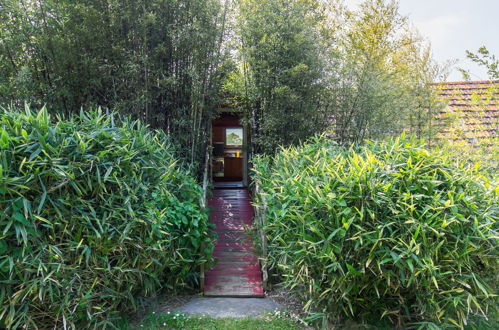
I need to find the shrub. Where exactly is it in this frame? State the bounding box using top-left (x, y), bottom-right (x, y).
top-left (253, 135), bottom-right (498, 328)
top-left (440, 142), bottom-right (499, 180)
top-left (0, 107), bottom-right (213, 329)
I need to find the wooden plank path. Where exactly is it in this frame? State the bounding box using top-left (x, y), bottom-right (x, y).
top-left (204, 188), bottom-right (264, 297)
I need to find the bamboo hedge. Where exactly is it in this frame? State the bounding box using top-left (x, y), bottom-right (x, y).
top-left (252, 135), bottom-right (498, 328)
top-left (0, 107), bottom-right (214, 329)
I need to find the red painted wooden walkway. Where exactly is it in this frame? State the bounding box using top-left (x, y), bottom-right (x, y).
top-left (204, 188), bottom-right (264, 297)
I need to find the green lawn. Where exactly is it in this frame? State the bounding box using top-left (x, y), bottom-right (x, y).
top-left (124, 311), bottom-right (305, 330)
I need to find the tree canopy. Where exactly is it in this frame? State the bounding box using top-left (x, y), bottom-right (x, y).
top-left (0, 0), bottom-right (230, 167)
top-left (1, 0), bottom-right (446, 161)
top-left (459, 46), bottom-right (499, 80)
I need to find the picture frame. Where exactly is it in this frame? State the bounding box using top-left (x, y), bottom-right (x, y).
top-left (225, 128), bottom-right (243, 146)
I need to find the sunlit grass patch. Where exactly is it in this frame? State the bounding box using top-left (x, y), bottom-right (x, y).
top-left (130, 311), bottom-right (305, 330)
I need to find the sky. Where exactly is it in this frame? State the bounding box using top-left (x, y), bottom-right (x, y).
top-left (344, 0), bottom-right (499, 81)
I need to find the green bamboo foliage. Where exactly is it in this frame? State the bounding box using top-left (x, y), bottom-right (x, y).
top-left (0, 107), bottom-right (214, 329)
top-left (0, 0), bottom-right (229, 174)
top-left (253, 135), bottom-right (498, 328)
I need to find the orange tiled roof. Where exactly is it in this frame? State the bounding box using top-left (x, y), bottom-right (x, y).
top-left (434, 80), bottom-right (498, 144)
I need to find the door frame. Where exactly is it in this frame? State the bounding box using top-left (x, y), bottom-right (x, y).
top-left (210, 112), bottom-right (248, 187)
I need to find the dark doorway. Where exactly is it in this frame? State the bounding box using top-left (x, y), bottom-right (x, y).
top-left (211, 113), bottom-right (247, 186)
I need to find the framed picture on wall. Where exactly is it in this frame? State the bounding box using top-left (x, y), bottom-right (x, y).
top-left (226, 128), bottom-right (243, 146)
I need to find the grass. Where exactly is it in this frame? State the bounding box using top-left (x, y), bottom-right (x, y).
top-left (123, 311), bottom-right (305, 330)
top-left (121, 310), bottom-right (499, 329)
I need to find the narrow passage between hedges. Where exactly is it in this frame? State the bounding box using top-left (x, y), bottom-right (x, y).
top-left (204, 188), bottom-right (264, 297)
